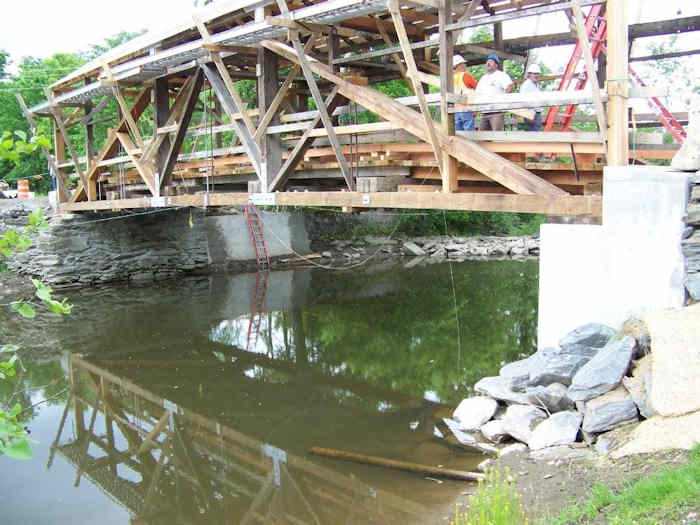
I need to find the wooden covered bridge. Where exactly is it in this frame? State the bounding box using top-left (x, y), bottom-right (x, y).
top-left (24, 0), bottom-right (696, 218)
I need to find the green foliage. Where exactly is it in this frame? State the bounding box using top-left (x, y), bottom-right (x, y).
top-left (0, 400), bottom-right (32, 460)
top-left (452, 466), bottom-right (529, 525)
top-left (0, 31), bottom-right (144, 192)
top-left (0, 130), bottom-right (51, 165)
top-left (551, 446), bottom-right (700, 524)
top-left (79, 30), bottom-right (147, 61)
top-left (0, 50), bottom-right (8, 79)
top-left (0, 209), bottom-right (47, 258)
top-left (1, 210), bottom-right (71, 460)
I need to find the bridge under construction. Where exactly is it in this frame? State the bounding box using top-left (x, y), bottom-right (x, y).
top-left (23, 0), bottom-right (697, 218)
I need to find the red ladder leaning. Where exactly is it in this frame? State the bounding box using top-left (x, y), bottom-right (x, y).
top-left (244, 204), bottom-right (271, 271)
top-left (629, 67), bottom-right (686, 144)
top-left (544, 4), bottom-right (607, 132)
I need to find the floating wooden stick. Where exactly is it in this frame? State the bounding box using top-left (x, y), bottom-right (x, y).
top-left (309, 447), bottom-right (485, 482)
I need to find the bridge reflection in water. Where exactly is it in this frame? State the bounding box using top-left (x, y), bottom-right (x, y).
top-left (50, 354), bottom-right (435, 525)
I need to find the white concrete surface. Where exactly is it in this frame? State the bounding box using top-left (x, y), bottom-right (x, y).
top-left (204, 212), bottom-right (310, 263)
top-left (538, 166), bottom-right (691, 349)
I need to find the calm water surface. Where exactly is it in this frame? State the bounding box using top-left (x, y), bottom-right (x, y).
top-left (0, 259), bottom-right (538, 524)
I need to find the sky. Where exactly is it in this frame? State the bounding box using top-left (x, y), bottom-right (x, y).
top-left (1, 0), bottom-right (698, 67)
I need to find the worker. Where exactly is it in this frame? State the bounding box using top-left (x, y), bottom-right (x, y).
top-left (520, 63), bottom-right (543, 131)
top-left (453, 55), bottom-right (478, 131)
top-left (475, 53), bottom-right (513, 131)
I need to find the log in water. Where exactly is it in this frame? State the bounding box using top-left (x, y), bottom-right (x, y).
top-left (309, 446), bottom-right (486, 482)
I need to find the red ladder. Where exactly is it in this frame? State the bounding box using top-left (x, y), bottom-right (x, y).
top-left (629, 67), bottom-right (686, 144)
top-left (246, 269), bottom-right (269, 351)
top-left (544, 4), bottom-right (607, 132)
top-left (244, 204), bottom-right (271, 270)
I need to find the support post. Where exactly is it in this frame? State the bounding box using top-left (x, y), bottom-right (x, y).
top-left (154, 78), bottom-right (172, 181)
top-left (606, 0), bottom-right (629, 166)
top-left (440, 0), bottom-right (458, 193)
top-left (572, 0), bottom-right (607, 144)
top-left (258, 36), bottom-right (282, 191)
top-left (16, 95), bottom-right (70, 203)
top-left (388, 0), bottom-right (444, 180)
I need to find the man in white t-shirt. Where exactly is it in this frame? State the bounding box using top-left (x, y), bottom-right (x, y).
top-left (520, 63), bottom-right (543, 131)
top-left (476, 53), bottom-right (513, 131)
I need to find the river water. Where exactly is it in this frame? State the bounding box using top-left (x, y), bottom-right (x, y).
top-left (0, 259), bottom-right (538, 524)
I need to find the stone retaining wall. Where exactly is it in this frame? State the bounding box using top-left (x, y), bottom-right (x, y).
top-left (1, 206), bottom-right (310, 286)
top-left (684, 173), bottom-right (700, 301)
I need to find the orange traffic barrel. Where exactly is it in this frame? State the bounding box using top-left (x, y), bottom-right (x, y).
top-left (17, 179), bottom-right (30, 200)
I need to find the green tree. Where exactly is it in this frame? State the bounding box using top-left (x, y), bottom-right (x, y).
top-left (0, 50), bottom-right (9, 79)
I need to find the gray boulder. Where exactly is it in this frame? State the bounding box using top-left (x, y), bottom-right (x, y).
top-left (528, 348), bottom-right (590, 387)
top-left (499, 355), bottom-right (536, 392)
top-left (499, 443), bottom-right (528, 457)
top-left (402, 241), bottom-right (426, 256)
top-left (568, 336), bottom-right (636, 402)
top-left (530, 445), bottom-right (593, 462)
top-left (442, 418), bottom-right (498, 455)
top-left (474, 376), bottom-right (529, 405)
top-left (526, 383), bottom-right (574, 413)
top-left (453, 397), bottom-right (499, 431)
top-left (582, 387), bottom-right (639, 433)
top-left (528, 411), bottom-right (583, 450)
top-left (622, 355), bottom-right (655, 419)
top-left (502, 404), bottom-right (547, 444)
top-left (560, 323), bottom-right (616, 350)
top-left (480, 419), bottom-right (509, 444)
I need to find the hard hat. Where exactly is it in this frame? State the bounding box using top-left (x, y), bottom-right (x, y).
top-left (453, 55), bottom-right (466, 67)
top-left (486, 53), bottom-right (500, 64)
top-left (527, 64), bottom-right (541, 74)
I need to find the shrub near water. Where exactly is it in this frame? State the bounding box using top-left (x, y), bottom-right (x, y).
top-left (453, 466), bottom-right (529, 525)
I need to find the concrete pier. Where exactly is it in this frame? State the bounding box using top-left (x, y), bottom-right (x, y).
top-left (538, 166), bottom-right (691, 349)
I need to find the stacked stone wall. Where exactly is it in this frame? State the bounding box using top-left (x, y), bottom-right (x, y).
top-left (684, 173), bottom-right (700, 301)
top-left (3, 207), bottom-right (209, 286)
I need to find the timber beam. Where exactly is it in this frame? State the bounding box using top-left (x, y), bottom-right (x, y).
top-left (259, 38), bottom-right (566, 196)
top-left (58, 192), bottom-right (602, 217)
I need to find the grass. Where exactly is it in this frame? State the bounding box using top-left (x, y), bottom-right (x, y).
top-left (550, 445), bottom-right (700, 525)
top-left (452, 465), bottom-right (529, 525)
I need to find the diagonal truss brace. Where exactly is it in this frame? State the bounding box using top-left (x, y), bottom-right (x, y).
top-left (269, 86), bottom-right (342, 191)
top-left (16, 94), bottom-right (71, 203)
top-left (260, 39), bottom-right (567, 196)
top-left (274, 0), bottom-right (354, 191)
top-left (201, 63), bottom-right (263, 181)
top-left (69, 89), bottom-right (152, 203)
top-left (387, 0), bottom-right (444, 179)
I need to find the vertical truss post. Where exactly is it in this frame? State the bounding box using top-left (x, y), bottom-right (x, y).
top-left (439, 0), bottom-right (458, 193)
top-left (388, 0), bottom-right (444, 181)
top-left (16, 94), bottom-right (70, 203)
top-left (154, 78), bottom-right (172, 182)
top-left (572, 0), bottom-right (607, 145)
top-left (275, 0), bottom-right (354, 190)
top-left (606, 0), bottom-right (629, 166)
top-left (47, 90), bottom-right (90, 195)
top-left (258, 11), bottom-right (282, 192)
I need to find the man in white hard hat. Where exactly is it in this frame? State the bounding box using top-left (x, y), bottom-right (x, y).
top-left (520, 63), bottom-right (543, 131)
top-left (452, 55), bottom-right (478, 131)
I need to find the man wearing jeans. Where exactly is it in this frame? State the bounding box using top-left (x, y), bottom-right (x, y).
top-left (476, 53), bottom-right (513, 131)
top-left (453, 55), bottom-right (478, 131)
top-left (520, 64), bottom-right (543, 131)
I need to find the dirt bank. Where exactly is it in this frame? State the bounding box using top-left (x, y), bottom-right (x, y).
top-left (439, 447), bottom-right (691, 523)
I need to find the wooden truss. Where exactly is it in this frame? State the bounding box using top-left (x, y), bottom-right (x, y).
top-left (27, 0), bottom-right (690, 216)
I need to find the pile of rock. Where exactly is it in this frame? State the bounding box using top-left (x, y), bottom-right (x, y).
top-left (440, 322), bottom-right (654, 460)
top-left (684, 172), bottom-right (699, 301)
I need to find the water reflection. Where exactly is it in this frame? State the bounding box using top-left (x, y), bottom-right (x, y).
top-left (53, 355), bottom-right (435, 524)
top-left (1, 260), bottom-right (539, 523)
